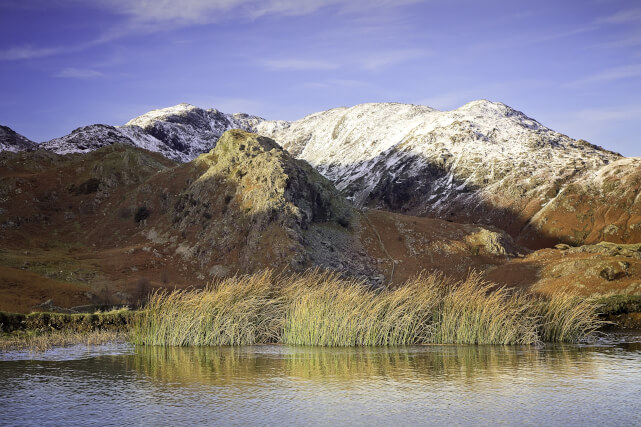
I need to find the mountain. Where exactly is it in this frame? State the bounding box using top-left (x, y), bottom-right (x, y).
top-left (0, 125), bottom-right (37, 152)
top-left (0, 131), bottom-right (376, 310)
top-left (6, 100), bottom-right (636, 248)
top-left (39, 103), bottom-right (283, 162)
top-left (255, 101), bottom-right (622, 247)
top-left (1, 130), bottom-right (639, 312)
top-left (519, 156), bottom-right (641, 247)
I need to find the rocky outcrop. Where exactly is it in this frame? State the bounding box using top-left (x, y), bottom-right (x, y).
top-left (94, 130), bottom-right (375, 282)
top-left (4, 101), bottom-right (636, 249)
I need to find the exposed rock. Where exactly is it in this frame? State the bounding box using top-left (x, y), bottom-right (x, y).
top-left (0, 125), bottom-right (37, 152)
top-left (255, 101), bottom-right (620, 247)
top-left (11, 100), bottom-right (637, 251)
top-left (465, 228), bottom-right (523, 257)
top-left (520, 157), bottom-right (641, 248)
top-left (567, 242), bottom-right (641, 259)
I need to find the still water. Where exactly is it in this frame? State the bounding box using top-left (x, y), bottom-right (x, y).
top-left (1, 338), bottom-right (641, 426)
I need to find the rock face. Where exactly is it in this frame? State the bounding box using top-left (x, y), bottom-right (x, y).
top-left (1, 130), bottom-right (639, 312)
top-left (143, 129), bottom-right (362, 275)
top-left (123, 103), bottom-right (274, 161)
top-left (40, 124), bottom-right (137, 154)
top-left (0, 125), bottom-right (37, 152)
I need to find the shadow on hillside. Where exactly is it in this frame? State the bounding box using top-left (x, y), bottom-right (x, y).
top-left (319, 147), bottom-right (572, 250)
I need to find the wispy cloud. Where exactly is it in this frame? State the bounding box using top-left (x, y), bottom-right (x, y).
top-left (598, 8), bottom-right (641, 24)
top-left (571, 106), bottom-right (641, 122)
top-left (566, 64), bottom-right (641, 87)
top-left (0, 45), bottom-right (63, 60)
top-left (1, 0), bottom-right (421, 62)
top-left (359, 48), bottom-right (429, 70)
top-left (54, 68), bottom-right (105, 79)
top-left (296, 79), bottom-right (371, 90)
top-left (95, 0), bottom-right (421, 23)
top-left (592, 33), bottom-right (641, 49)
top-left (259, 58), bottom-right (340, 71)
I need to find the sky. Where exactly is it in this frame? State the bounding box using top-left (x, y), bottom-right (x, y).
top-left (1, 0), bottom-right (640, 156)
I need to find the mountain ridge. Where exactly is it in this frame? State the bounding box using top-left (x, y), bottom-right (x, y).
top-left (3, 100), bottom-right (637, 247)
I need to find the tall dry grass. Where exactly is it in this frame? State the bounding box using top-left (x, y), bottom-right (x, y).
top-left (130, 269), bottom-right (601, 347)
top-left (281, 271), bottom-right (438, 346)
top-left (537, 294), bottom-right (603, 343)
top-left (132, 271), bottom-right (283, 346)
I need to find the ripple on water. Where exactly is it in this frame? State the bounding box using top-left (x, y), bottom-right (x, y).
top-left (0, 337), bottom-right (640, 426)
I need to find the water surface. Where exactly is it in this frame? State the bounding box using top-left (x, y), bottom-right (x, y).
top-left (1, 338), bottom-right (640, 426)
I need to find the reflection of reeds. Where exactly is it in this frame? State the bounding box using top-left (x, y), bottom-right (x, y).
top-left (130, 345), bottom-right (595, 386)
top-left (0, 330), bottom-right (126, 351)
top-left (131, 270), bottom-right (602, 346)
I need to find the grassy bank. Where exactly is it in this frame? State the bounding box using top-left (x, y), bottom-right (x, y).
top-left (131, 270), bottom-right (603, 346)
top-left (0, 309), bottom-right (133, 351)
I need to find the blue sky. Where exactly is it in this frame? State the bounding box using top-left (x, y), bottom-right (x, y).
top-left (1, 0), bottom-right (640, 156)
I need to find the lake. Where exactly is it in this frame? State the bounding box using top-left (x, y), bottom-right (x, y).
top-left (2, 335), bottom-right (641, 426)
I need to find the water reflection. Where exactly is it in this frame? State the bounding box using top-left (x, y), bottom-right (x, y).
top-left (129, 344), bottom-right (598, 385)
top-left (1, 343), bottom-right (640, 426)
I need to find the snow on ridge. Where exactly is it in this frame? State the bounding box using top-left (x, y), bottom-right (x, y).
top-left (253, 101), bottom-right (622, 218)
top-left (17, 100), bottom-right (625, 224)
top-left (0, 125), bottom-right (37, 152)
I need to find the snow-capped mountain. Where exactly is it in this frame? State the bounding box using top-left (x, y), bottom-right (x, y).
top-left (0, 125), bottom-right (37, 152)
top-left (255, 101), bottom-right (621, 236)
top-left (122, 103), bottom-right (271, 161)
top-left (39, 103), bottom-right (278, 162)
top-left (8, 100), bottom-right (630, 246)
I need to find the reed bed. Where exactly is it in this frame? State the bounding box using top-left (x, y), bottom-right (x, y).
top-left (133, 271), bottom-right (283, 346)
top-left (130, 270), bottom-right (602, 347)
top-left (537, 294), bottom-right (603, 343)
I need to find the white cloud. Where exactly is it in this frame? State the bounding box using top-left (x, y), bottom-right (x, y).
top-left (95, 0), bottom-right (422, 23)
top-left (296, 78), bottom-right (371, 90)
top-left (570, 106), bottom-right (641, 122)
top-left (55, 68), bottom-right (105, 78)
top-left (593, 33), bottom-right (641, 49)
top-left (259, 58), bottom-right (340, 70)
top-left (1, 0), bottom-right (423, 61)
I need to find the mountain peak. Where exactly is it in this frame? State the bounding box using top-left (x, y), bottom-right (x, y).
top-left (0, 125), bottom-right (37, 152)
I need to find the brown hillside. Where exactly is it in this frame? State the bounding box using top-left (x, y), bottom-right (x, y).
top-left (1, 132), bottom-right (639, 313)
